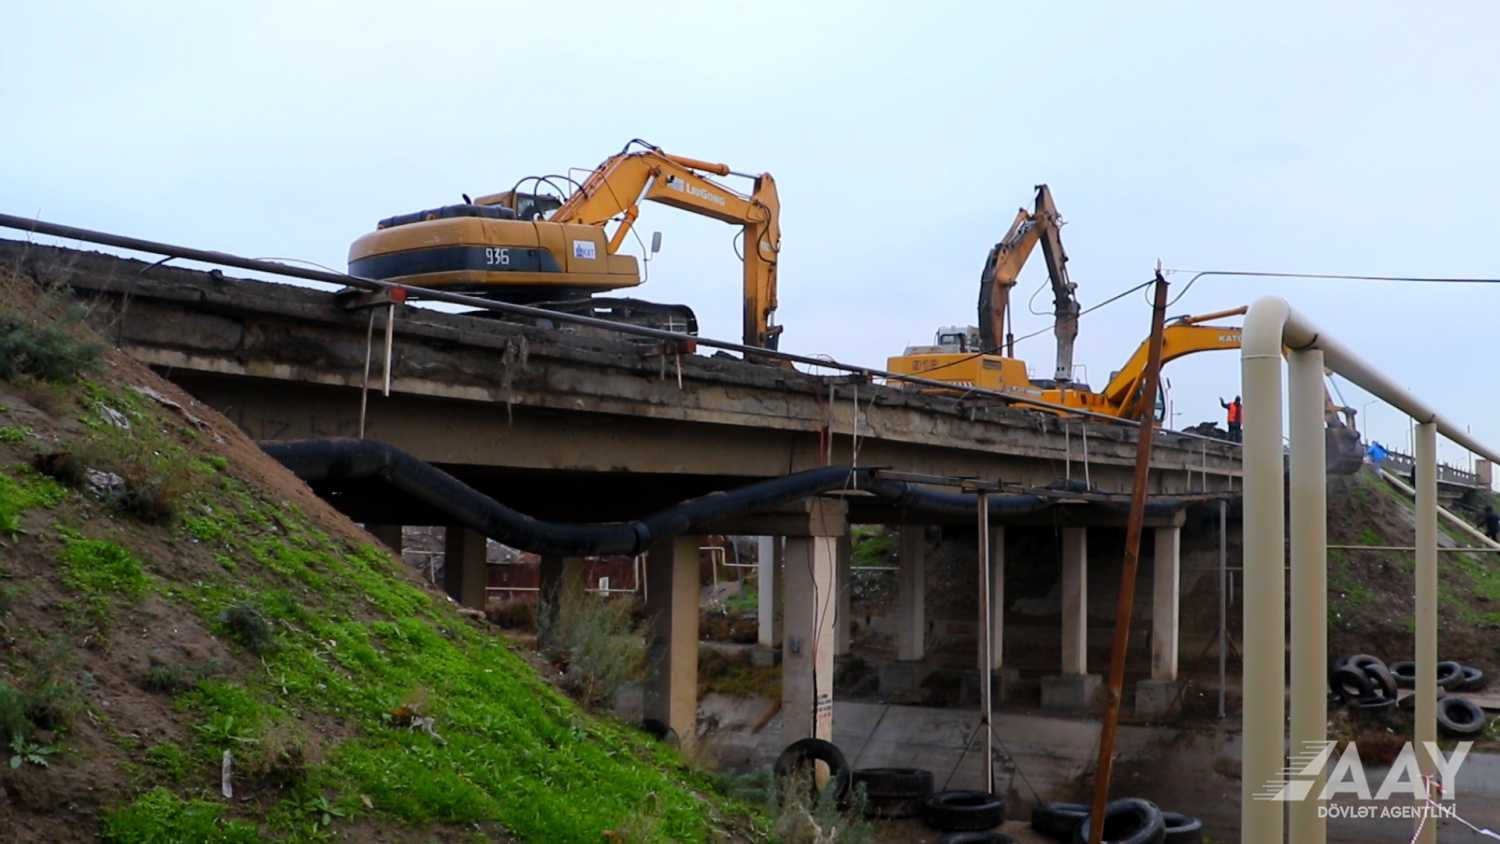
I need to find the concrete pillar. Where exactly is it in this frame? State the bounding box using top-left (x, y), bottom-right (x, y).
top-left (1042, 526), bottom-right (1100, 711)
top-left (538, 554), bottom-right (583, 641)
top-left (1150, 526), bottom-right (1181, 681)
top-left (644, 535), bottom-right (700, 745)
top-left (782, 499), bottom-right (846, 743)
top-left (835, 532), bottom-right (852, 656)
top-left (442, 527), bottom-right (487, 610)
top-left (1478, 458), bottom-right (1493, 490)
top-left (1060, 526), bottom-right (1088, 675)
top-left (367, 524), bottom-right (403, 555)
top-left (985, 526), bottom-right (1005, 672)
top-left (757, 536), bottom-right (777, 648)
top-left (896, 525), bottom-right (926, 661)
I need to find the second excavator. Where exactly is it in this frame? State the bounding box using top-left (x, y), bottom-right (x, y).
top-left (347, 139), bottom-right (783, 350)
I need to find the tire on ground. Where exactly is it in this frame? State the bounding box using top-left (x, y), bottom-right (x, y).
top-left (1458, 665), bottom-right (1485, 691)
top-left (1436, 696), bottom-right (1488, 736)
top-left (1389, 660), bottom-right (1416, 688)
top-left (924, 790), bottom-right (1007, 833)
top-left (1331, 665), bottom-right (1373, 701)
top-left (1031, 801), bottom-right (1090, 841)
top-left (1161, 811), bottom-right (1205, 844)
top-left (1437, 660), bottom-right (1464, 689)
top-left (1072, 798), bottom-right (1166, 844)
top-left (940, 832), bottom-right (1017, 844)
top-left (1361, 662), bottom-right (1398, 701)
top-left (773, 738), bottom-right (853, 805)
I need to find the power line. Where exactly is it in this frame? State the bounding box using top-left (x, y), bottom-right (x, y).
top-left (1160, 269), bottom-right (1500, 308)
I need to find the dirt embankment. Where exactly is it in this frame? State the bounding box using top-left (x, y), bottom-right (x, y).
top-left (0, 270), bottom-right (761, 843)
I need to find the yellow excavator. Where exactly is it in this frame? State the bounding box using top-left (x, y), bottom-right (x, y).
top-left (348, 139), bottom-right (783, 349)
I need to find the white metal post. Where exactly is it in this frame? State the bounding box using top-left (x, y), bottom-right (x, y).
top-left (1241, 299), bottom-right (1288, 843)
top-left (1415, 421), bottom-right (1438, 844)
top-left (1289, 349), bottom-right (1328, 844)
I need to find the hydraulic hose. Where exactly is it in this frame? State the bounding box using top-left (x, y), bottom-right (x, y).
top-left (260, 438), bottom-right (1068, 556)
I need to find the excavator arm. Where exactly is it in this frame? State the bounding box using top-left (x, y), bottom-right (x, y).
top-left (976, 184), bottom-right (1080, 381)
top-left (552, 142), bottom-right (783, 350)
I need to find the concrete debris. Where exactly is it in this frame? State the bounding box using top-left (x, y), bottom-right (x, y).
top-left (97, 403), bottom-right (130, 430)
top-left (221, 749), bottom-right (234, 799)
top-left (131, 384), bottom-right (211, 431)
top-left (84, 468), bottom-right (125, 498)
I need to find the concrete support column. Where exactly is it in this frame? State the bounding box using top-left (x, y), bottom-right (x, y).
top-left (1289, 348), bottom-right (1330, 843)
top-left (1060, 527), bottom-right (1088, 675)
top-left (442, 527), bottom-right (488, 610)
top-left (367, 524), bottom-right (403, 555)
top-left (835, 532), bottom-right (852, 656)
top-left (896, 525), bottom-right (926, 661)
top-left (538, 554), bottom-right (584, 640)
top-left (1479, 458), bottom-right (1493, 490)
top-left (1042, 526), bottom-right (1099, 711)
top-left (1150, 526), bottom-right (1181, 681)
top-left (984, 526), bottom-right (1005, 672)
top-left (644, 535), bottom-right (701, 745)
top-left (757, 536), bottom-right (778, 648)
top-left (782, 499), bottom-right (847, 744)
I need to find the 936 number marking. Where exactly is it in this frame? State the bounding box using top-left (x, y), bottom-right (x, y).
top-left (484, 247), bottom-right (510, 266)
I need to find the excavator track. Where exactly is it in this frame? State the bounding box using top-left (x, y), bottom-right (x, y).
top-left (459, 296), bottom-right (698, 341)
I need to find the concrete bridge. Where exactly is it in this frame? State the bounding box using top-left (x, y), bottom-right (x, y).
top-left (6, 238), bottom-right (1243, 747)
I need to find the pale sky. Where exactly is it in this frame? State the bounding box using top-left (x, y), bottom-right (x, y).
top-left (5, 1), bottom-right (1498, 467)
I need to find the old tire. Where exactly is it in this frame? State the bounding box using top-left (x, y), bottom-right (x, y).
top-left (924, 790), bottom-right (1007, 833)
top-left (774, 738), bottom-right (852, 805)
top-left (1161, 811), bottom-right (1204, 843)
top-left (1331, 665), bottom-right (1373, 701)
top-left (1437, 660), bottom-right (1464, 689)
top-left (1436, 696), bottom-right (1488, 736)
top-left (639, 718), bottom-right (679, 746)
top-left (1073, 798), bottom-right (1166, 844)
top-left (1390, 660), bottom-right (1416, 688)
top-left (941, 833), bottom-right (1017, 844)
top-left (1458, 665), bottom-right (1486, 691)
top-left (854, 767), bottom-right (933, 819)
top-left (1032, 802), bottom-right (1090, 840)
top-left (1398, 688), bottom-right (1445, 711)
top-left (1362, 662), bottom-right (1398, 701)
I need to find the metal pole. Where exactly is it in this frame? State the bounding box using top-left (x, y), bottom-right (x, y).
top-left (1087, 272), bottom-right (1169, 844)
top-left (1289, 349), bottom-right (1328, 844)
top-left (976, 490), bottom-right (994, 796)
top-left (359, 311), bottom-right (374, 438)
top-left (1415, 421), bottom-right (1438, 844)
top-left (1217, 498), bottom-right (1227, 720)
top-left (382, 303), bottom-right (395, 396)
top-left (1240, 297), bottom-right (1289, 843)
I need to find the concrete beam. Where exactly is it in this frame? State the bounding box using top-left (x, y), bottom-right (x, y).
top-left (367, 524), bottom-right (403, 555)
top-left (835, 532), bottom-right (852, 657)
top-left (644, 535), bottom-right (701, 745)
top-left (896, 526), bottom-right (926, 662)
top-left (442, 527), bottom-right (487, 610)
top-left (1151, 526), bottom-right (1181, 681)
top-left (781, 499), bottom-right (846, 744)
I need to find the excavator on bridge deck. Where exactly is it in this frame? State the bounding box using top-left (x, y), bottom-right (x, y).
top-left (347, 139), bottom-right (783, 350)
top-left (886, 186), bottom-right (1367, 472)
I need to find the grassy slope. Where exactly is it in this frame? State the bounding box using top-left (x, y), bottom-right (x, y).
top-left (0, 282), bottom-right (759, 842)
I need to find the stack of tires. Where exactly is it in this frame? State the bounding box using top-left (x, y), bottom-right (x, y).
top-left (1389, 659), bottom-right (1490, 736)
top-left (1030, 798), bottom-right (1202, 843)
top-left (1389, 659), bottom-right (1485, 692)
top-left (920, 790), bottom-right (1007, 842)
top-left (1328, 654), bottom-right (1398, 713)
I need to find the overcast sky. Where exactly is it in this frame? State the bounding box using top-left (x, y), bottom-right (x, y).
top-left (5, 1), bottom-right (1498, 467)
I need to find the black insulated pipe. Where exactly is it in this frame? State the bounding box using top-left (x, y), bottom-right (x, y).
top-left (259, 438), bottom-right (1061, 556)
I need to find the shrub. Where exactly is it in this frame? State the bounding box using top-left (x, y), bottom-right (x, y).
top-left (141, 658), bottom-right (217, 695)
top-left (218, 603), bottom-right (276, 655)
top-left (0, 313), bottom-right (101, 385)
top-left (538, 578), bottom-right (645, 709)
top-left (0, 682), bottom-right (30, 746)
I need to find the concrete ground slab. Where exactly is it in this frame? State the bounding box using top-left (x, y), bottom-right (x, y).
top-left (1134, 678), bottom-right (1179, 718)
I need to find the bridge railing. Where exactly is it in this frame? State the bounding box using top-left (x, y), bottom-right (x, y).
top-left (1240, 297), bottom-right (1500, 844)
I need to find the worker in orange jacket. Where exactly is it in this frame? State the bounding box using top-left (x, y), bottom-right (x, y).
top-left (1219, 395), bottom-right (1243, 443)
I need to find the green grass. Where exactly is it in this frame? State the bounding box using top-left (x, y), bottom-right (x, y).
top-left (100, 473), bottom-right (755, 842)
top-left (0, 467), bottom-right (67, 536)
top-left (102, 787), bottom-right (260, 844)
top-left (142, 742), bottom-right (191, 782)
top-left (0, 425), bottom-right (29, 443)
top-left (58, 531), bottom-right (150, 612)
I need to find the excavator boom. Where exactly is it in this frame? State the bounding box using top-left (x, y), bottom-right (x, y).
top-left (976, 184), bottom-right (1080, 381)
